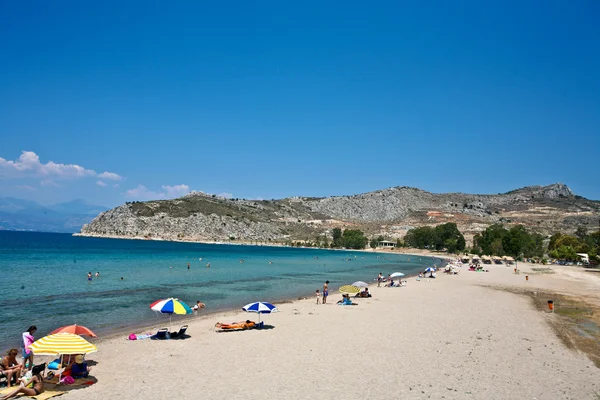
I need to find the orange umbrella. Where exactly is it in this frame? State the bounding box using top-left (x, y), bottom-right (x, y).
top-left (50, 324), bottom-right (97, 338)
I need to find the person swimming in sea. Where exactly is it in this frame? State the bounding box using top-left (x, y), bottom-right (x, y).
top-left (87, 272), bottom-right (92, 281)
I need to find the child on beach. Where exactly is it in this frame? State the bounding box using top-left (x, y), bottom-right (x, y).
top-left (315, 290), bottom-right (321, 304)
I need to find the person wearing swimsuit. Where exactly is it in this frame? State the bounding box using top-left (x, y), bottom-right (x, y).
top-left (0, 365), bottom-right (44, 399)
top-left (323, 280), bottom-right (329, 304)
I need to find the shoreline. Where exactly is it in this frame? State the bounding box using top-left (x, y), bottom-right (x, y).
top-left (55, 260), bottom-right (600, 399)
top-left (81, 268), bottom-right (426, 347)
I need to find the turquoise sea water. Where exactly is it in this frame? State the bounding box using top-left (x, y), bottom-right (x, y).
top-left (0, 231), bottom-right (440, 348)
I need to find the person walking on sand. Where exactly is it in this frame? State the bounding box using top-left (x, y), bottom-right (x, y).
top-left (377, 272), bottom-right (383, 287)
top-left (323, 281), bottom-right (329, 304)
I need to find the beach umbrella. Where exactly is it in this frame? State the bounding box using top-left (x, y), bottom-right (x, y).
top-left (150, 298), bottom-right (193, 330)
top-left (390, 272), bottom-right (405, 278)
top-left (50, 324), bottom-right (97, 338)
top-left (424, 267), bottom-right (435, 272)
top-left (339, 285), bottom-right (360, 295)
top-left (242, 301), bottom-right (278, 323)
top-left (351, 281), bottom-right (369, 288)
top-left (29, 333), bottom-right (97, 382)
top-left (29, 333), bottom-right (97, 356)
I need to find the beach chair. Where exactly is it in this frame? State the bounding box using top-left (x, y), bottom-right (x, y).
top-left (170, 325), bottom-right (189, 339)
top-left (151, 328), bottom-right (169, 340)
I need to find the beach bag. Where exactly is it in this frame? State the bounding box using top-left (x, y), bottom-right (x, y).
top-left (60, 376), bottom-right (75, 385)
top-left (128, 333), bottom-right (137, 341)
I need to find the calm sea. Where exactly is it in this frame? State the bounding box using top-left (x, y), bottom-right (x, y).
top-left (0, 231), bottom-right (440, 348)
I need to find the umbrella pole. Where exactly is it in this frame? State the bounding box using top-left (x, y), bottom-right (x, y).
top-left (58, 354), bottom-right (64, 383)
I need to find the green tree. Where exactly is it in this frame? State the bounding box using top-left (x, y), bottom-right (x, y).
top-left (332, 228), bottom-right (343, 247)
top-left (342, 229), bottom-right (368, 249)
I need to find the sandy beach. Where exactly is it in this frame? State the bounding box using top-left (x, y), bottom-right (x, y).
top-left (32, 261), bottom-right (600, 400)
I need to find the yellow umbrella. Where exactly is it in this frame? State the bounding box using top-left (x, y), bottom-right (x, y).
top-left (339, 285), bottom-right (360, 295)
top-left (29, 333), bottom-right (98, 356)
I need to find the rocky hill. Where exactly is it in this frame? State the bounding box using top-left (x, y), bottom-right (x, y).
top-left (78, 183), bottom-right (599, 244)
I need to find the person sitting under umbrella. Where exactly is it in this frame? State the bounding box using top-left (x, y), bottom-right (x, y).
top-left (69, 355), bottom-right (90, 378)
top-left (336, 294), bottom-right (355, 305)
top-left (355, 288), bottom-right (371, 298)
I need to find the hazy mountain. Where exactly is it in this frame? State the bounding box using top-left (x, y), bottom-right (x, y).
top-left (0, 198), bottom-right (108, 233)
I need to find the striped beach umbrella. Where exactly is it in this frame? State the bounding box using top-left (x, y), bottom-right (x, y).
top-left (29, 333), bottom-right (98, 356)
top-left (339, 285), bottom-right (360, 294)
top-left (30, 333), bottom-right (97, 382)
top-left (150, 298), bottom-right (193, 330)
top-left (242, 301), bottom-right (278, 323)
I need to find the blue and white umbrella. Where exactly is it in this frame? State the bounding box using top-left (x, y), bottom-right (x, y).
top-left (390, 272), bottom-right (405, 278)
top-left (424, 267), bottom-right (435, 272)
top-left (242, 301), bottom-right (279, 323)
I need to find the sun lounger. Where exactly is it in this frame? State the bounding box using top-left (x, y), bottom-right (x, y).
top-left (170, 325), bottom-right (189, 339)
top-left (151, 328), bottom-right (169, 340)
top-left (215, 320), bottom-right (262, 330)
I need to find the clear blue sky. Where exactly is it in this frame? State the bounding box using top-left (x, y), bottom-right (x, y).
top-left (1, 1), bottom-right (599, 207)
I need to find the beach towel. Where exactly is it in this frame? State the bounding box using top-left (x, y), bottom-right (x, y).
top-left (127, 333), bottom-right (153, 340)
top-left (215, 321), bottom-right (256, 330)
top-left (0, 387), bottom-right (64, 399)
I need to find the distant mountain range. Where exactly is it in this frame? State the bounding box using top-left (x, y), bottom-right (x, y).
top-left (78, 183), bottom-right (600, 243)
top-left (0, 197), bottom-right (109, 233)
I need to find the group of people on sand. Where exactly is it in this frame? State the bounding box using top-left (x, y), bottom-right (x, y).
top-left (315, 281), bottom-right (373, 305)
top-left (377, 273), bottom-right (407, 287)
top-left (0, 325), bottom-right (92, 399)
top-left (0, 326), bottom-right (42, 399)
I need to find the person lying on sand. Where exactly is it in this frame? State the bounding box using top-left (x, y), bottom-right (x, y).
top-left (215, 320), bottom-right (257, 330)
top-left (0, 364), bottom-right (44, 399)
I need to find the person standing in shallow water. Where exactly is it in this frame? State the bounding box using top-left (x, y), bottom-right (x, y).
top-left (187, 262), bottom-right (190, 270)
top-left (323, 281), bottom-right (329, 304)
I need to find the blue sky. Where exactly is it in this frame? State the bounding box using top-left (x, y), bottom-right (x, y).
top-left (1, 1), bottom-right (599, 207)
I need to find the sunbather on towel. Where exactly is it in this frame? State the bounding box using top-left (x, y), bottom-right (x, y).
top-left (0, 364), bottom-right (44, 399)
top-left (215, 320), bottom-right (256, 330)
